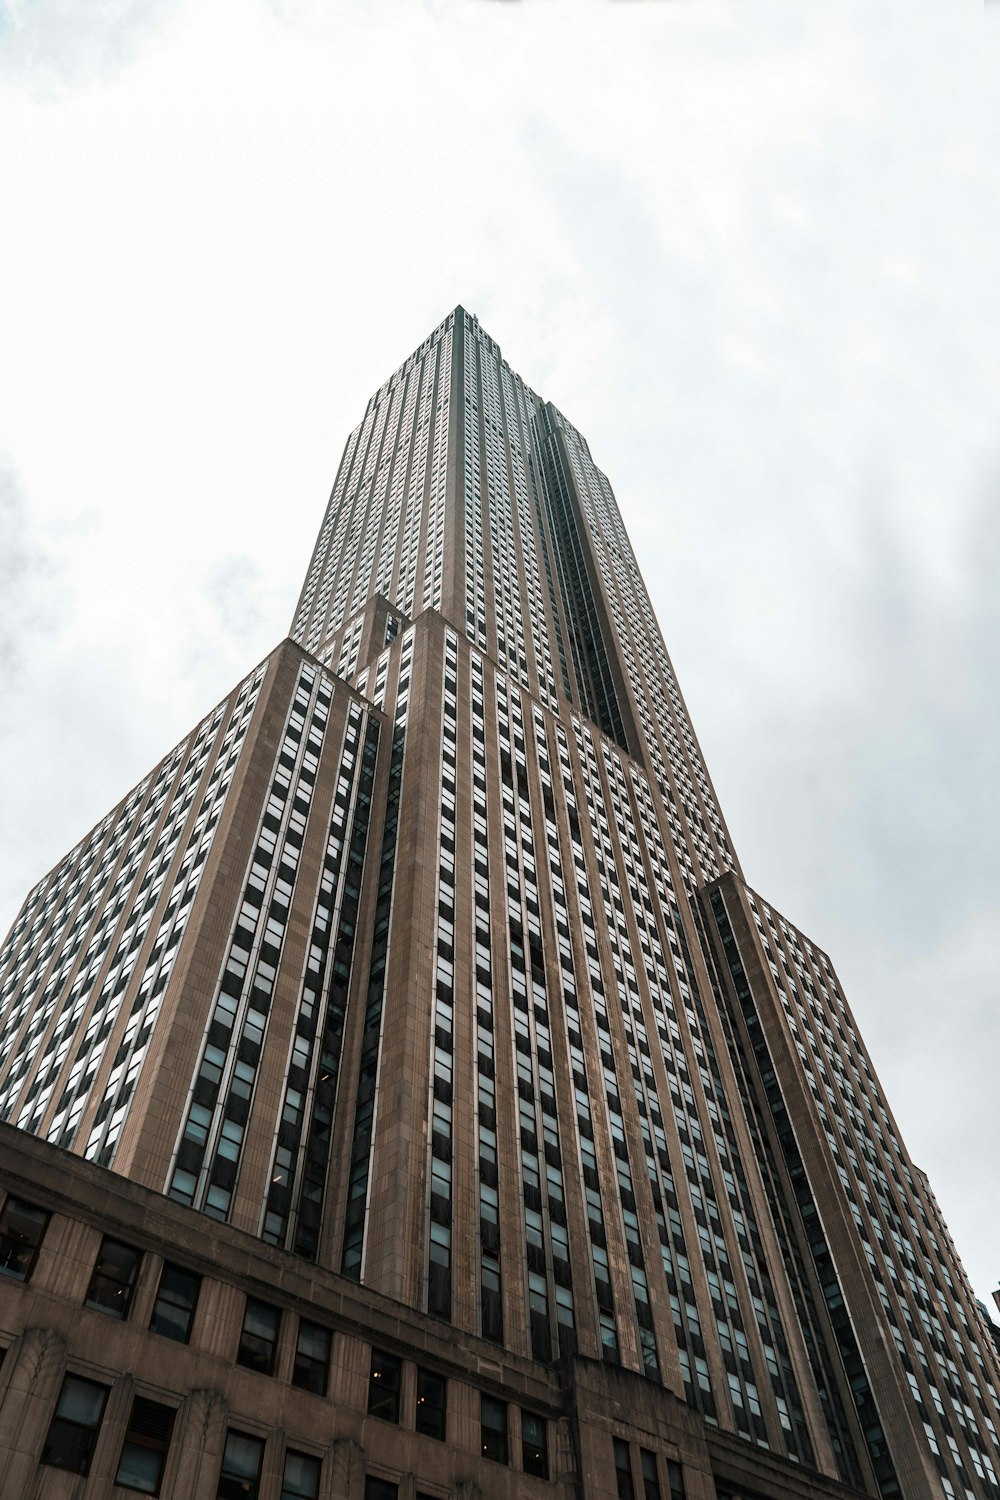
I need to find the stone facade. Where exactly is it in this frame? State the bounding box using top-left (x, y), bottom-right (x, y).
top-left (0, 1127), bottom-right (869, 1499)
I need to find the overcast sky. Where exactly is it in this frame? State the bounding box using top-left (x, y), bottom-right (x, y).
top-left (1, 0), bottom-right (998, 1307)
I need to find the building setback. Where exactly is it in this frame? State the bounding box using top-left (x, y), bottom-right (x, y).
top-left (0, 307), bottom-right (997, 1500)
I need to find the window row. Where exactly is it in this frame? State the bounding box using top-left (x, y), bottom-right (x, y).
top-left (368, 1347), bottom-right (549, 1479)
top-left (40, 1374), bottom-right (439, 1499)
top-left (613, 1436), bottom-right (686, 1499)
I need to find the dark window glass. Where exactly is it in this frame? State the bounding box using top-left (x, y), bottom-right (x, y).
top-left (364, 1481), bottom-right (398, 1500)
top-left (481, 1259), bottom-right (502, 1342)
top-left (217, 1430), bottom-right (264, 1499)
top-left (481, 1395), bottom-right (508, 1464)
top-left (367, 1348), bottom-right (402, 1422)
top-left (293, 1320), bottom-right (331, 1395)
top-left (0, 1196), bottom-right (49, 1281)
top-left (415, 1367), bottom-right (446, 1441)
top-left (614, 1437), bottom-right (635, 1500)
top-left (427, 1233), bottom-right (451, 1318)
top-left (86, 1237), bottom-right (141, 1319)
top-left (667, 1459), bottom-right (686, 1499)
top-left (522, 1410), bottom-right (548, 1478)
top-left (237, 1298), bottom-right (280, 1376)
top-left (641, 1448), bottom-right (662, 1500)
top-left (115, 1396), bottom-right (175, 1494)
top-left (42, 1374), bottom-right (108, 1476)
top-left (281, 1449), bottom-right (321, 1500)
top-left (150, 1262), bottom-right (201, 1343)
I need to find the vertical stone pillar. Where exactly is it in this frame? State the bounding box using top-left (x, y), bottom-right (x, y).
top-left (399, 1359), bottom-right (417, 1429)
top-left (327, 1435), bottom-right (364, 1499)
top-left (0, 1326), bottom-right (66, 1496)
top-left (555, 1417), bottom-right (577, 1492)
top-left (679, 1457), bottom-right (719, 1499)
top-left (449, 1379), bottom-right (481, 1464)
top-left (259, 1424), bottom-right (287, 1500)
top-left (449, 1480), bottom-right (482, 1500)
top-left (330, 1332), bottom-right (369, 1414)
top-left (84, 1372), bottom-right (136, 1498)
top-left (168, 1387), bottom-right (228, 1500)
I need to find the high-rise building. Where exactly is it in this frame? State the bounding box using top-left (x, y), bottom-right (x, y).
top-left (0, 307), bottom-right (997, 1500)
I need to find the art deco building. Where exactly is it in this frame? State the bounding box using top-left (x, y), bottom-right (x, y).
top-left (0, 307), bottom-right (998, 1500)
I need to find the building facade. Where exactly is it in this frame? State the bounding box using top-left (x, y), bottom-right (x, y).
top-left (0, 307), bottom-right (998, 1500)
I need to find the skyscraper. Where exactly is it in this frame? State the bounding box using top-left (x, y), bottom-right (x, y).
top-left (0, 306), bottom-right (997, 1500)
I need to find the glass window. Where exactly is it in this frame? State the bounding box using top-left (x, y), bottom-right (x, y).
top-left (364, 1480), bottom-right (398, 1500)
top-left (237, 1298), bottom-right (280, 1376)
top-left (640, 1448), bottom-right (662, 1500)
top-left (292, 1319), bottom-right (331, 1395)
top-left (281, 1449), bottom-right (321, 1500)
top-left (0, 1196), bottom-right (49, 1282)
top-left (481, 1395), bottom-right (508, 1464)
top-left (522, 1410), bottom-right (548, 1478)
top-left (150, 1262), bottom-right (201, 1343)
top-left (115, 1396), bottom-right (175, 1494)
top-left (86, 1237), bottom-right (141, 1319)
top-left (42, 1374), bottom-right (108, 1476)
top-left (415, 1367), bottom-right (446, 1441)
top-left (614, 1437), bottom-right (635, 1500)
top-left (427, 1221), bottom-right (451, 1317)
top-left (481, 1256), bottom-right (502, 1341)
top-left (367, 1348), bottom-right (402, 1422)
top-left (217, 1430), bottom-right (264, 1499)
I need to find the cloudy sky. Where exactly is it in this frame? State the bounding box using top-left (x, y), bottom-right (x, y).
top-left (1, 0), bottom-right (998, 1304)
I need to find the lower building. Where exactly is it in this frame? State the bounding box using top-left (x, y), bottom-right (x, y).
top-left (0, 1123), bottom-right (868, 1500)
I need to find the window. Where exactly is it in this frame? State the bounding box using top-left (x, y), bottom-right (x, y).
top-left (150, 1262), bottom-right (201, 1343)
top-left (364, 1481), bottom-right (398, 1500)
top-left (0, 1196), bottom-right (49, 1281)
top-left (415, 1367), bottom-right (446, 1441)
top-left (367, 1348), bottom-right (402, 1421)
top-left (281, 1449), bottom-right (321, 1500)
top-left (42, 1374), bottom-right (108, 1476)
top-left (481, 1395), bottom-right (508, 1464)
top-left (481, 1256), bottom-right (502, 1341)
top-left (427, 1220), bottom-right (451, 1317)
top-left (86, 1237), bottom-right (141, 1319)
top-left (293, 1319), bottom-right (331, 1395)
top-left (522, 1410), bottom-right (548, 1478)
top-left (115, 1396), bottom-right (175, 1494)
top-left (217, 1430), bottom-right (264, 1499)
top-left (640, 1449), bottom-right (662, 1500)
top-left (614, 1437), bottom-right (635, 1500)
top-left (237, 1298), bottom-right (280, 1376)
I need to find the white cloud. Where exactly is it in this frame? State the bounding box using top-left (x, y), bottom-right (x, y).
top-left (0, 0), bottom-right (173, 89)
